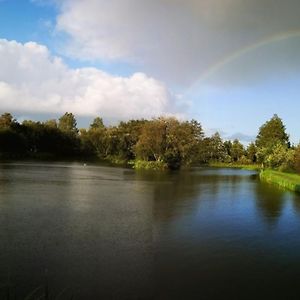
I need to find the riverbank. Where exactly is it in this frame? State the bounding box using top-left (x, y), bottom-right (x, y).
top-left (209, 162), bottom-right (261, 171)
top-left (260, 170), bottom-right (300, 193)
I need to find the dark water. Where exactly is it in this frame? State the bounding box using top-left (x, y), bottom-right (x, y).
top-left (1, 163), bottom-right (300, 299)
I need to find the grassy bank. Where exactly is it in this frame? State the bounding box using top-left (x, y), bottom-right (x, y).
top-left (260, 170), bottom-right (300, 193)
top-left (209, 162), bottom-right (261, 171)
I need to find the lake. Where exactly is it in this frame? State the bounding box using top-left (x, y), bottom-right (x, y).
top-left (1, 163), bottom-right (300, 299)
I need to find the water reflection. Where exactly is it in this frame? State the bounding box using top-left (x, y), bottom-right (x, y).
top-left (134, 168), bottom-right (259, 223)
top-left (291, 192), bottom-right (300, 216)
top-left (1, 164), bottom-right (300, 299)
top-left (254, 181), bottom-right (286, 226)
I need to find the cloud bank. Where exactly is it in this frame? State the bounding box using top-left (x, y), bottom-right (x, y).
top-left (55, 0), bottom-right (300, 86)
top-left (0, 39), bottom-right (176, 120)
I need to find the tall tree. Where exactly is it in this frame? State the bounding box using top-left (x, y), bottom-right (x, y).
top-left (256, 114), bottom-right (289, 149)
top-left (0, 113), bottom-right (15, 128)
top-left (294, 145), bottom-right (300, 174)
top-left (90, 117), bottom-right (105, 130)
top-left (58, 112), bottom-right (78, 135)
top-left (135, 119), bottom-right (167, 162)
top-left (208, 132), bottom-right (227, 162)
top-left (246, 142), bottom-right (257, 163)
top-left (231, 139), bottom-right (244, 162)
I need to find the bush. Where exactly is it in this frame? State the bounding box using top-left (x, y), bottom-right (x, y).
top-left (294, 146), bottom-right (300, 174)
top-left (264, 143), bottom-right (293, 170)
top-left (238, 155), bottom-right (252, 165)
top-left (133, 159), bottom-right (168, 171)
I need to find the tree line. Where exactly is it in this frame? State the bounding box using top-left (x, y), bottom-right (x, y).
top-left (0, 112), bottom-right (299, 172)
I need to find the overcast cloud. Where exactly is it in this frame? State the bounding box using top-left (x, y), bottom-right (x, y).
top-left (55, 0), bottom-right (300, 86)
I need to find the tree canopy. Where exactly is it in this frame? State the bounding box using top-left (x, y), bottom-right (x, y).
top-left (256, 114), bottom-right (289, 149)
top-left (0, 111), bottom-right (299, 172)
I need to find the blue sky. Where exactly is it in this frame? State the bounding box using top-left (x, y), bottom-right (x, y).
top-left (0, 0), bottom-right (300, 144)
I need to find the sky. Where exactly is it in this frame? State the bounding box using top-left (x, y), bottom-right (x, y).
top-left (1, 0), bottom-right (300, 143)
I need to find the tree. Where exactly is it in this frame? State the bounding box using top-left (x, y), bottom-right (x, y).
top-left (134, 117), bottom-right (204, 169)
top-left (0, 129), bottom-right (26, 156)
top-left (0, 113), bottom-right (16, 128)
top-left (44, 119), bottom-right (58, 128)
top-left (231, 139), bottom-right (244, 162)
top-left (294, 145), bottom-right (300, 174)
top-left (208, 132), bottom-right (227, 162)
top-left (265, 143), bottom-right (295, 171)
top-left (135, 119), bottom-right (167, 162)
top-left (246, 142), bottom-right (257, 163)
top-left (256, 114), bottom-right (289, 149)
top-left (163, 118), bottom-right (203, 168)
top-left (90, 117), bottom-right (105, 130)
top-left (58, 112), bottom-right (78, 135)
top-left (224, 140), bottom-right (233, 158)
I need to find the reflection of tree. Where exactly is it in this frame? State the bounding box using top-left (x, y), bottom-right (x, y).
top-left (134, 168), bottom-right (252, 222)
top-left (291, 193), bottom-right (300, 216)
top-left (255, 181), bottom-right (285, 226)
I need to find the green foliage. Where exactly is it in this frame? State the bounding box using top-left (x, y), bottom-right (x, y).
top-left (254, 115), bottom-right (291, 170)
top-left (198, 133), bottom-right (227, 163)
top-left (256, 114), bottom-right (289, 149)
top-left (134, 117), bottom-right (203, 169)
top-left (231, 139), bottom-right (244, 162)
top-left (223, 140), bottom-right (232, 158)
top-left (259, 143), bottom-right (294, 172)
top-left (58, 112), bottom-right (78, 135)
top-left (238, 155), bottom-right (252, 165)
top-left (0, 111), bottom-right (299, 174)
top-left (90, 117), bottom-right (105, 130)
top-left (294, 145), bottom-right (300, 174)
top-left (246, 142), bottom-right (257, 163)
top-left (209, 162), bottom-right (260, 171)
top-left (0, 112), bottom-right (81, 159)
top-left (0, 112), bottom-right (16, 128)
top-left (0, 128), bottom-right (26, 157)
top-left (265, 143), bottom-right (289, 169)
top-left (133, 159), bottom-right (168, 171)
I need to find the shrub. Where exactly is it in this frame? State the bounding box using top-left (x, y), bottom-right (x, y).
top-left (294, 145), bottom-right (300, 174)
top-left (133, 159), bottom-right (168, 171)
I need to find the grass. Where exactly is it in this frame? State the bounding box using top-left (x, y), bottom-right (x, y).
top-left (260, 169), bottom-right (300, 193)
top-left (131, 159), bottom-right (168, 171)
top-left (209, 162), bottom-right (261, 171)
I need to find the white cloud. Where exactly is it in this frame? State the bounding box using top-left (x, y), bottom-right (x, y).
top-left (0, 39), bottom-right (177, 120)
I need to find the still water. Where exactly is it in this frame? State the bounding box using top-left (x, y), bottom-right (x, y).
top-left (1, 163), bottom-right (300, 299)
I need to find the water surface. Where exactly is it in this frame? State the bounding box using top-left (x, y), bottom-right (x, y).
top-left (1, 163), bottom-right (300, 299)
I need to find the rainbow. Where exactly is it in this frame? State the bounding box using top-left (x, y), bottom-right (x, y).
top-left (188, 29), bottom-right (300, 89)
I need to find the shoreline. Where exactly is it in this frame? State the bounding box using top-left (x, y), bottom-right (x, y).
top-left (259, 170), bottom-right (300, 193)
top-left (209, 162), bottom-right (261, 171)
top-left (209, 163), bottom-right (300, 194)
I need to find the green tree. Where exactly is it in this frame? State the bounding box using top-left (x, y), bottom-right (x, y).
top-left (293, 145), bottom-right (300, 174)
top-left (255, 114), bottom-right (290, 164)
top-left (90, 117), bottom-right (105, 130)
top-left (265, 143), bottom-right (294, 171)
top-left (208, 132), bottom-right (227, 162)
top-left (135, 118), bottom-right (203, 169)
top-left (135, 119), bottom-right (167, 162)
top-left (224, 140), bottom-right (233, 158)
top-left (44, 119), bottom-right (58, 128)
top-left (246, 142), bottom-right (257, 163)
top-left (256, 114), bottom-right (289, 149)
top-left (231, 139), bottom-right (244, 162)
top-left (58, 112), bottom-right (78, 135)
top-left (0, 113), bottom-right (16, 128)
